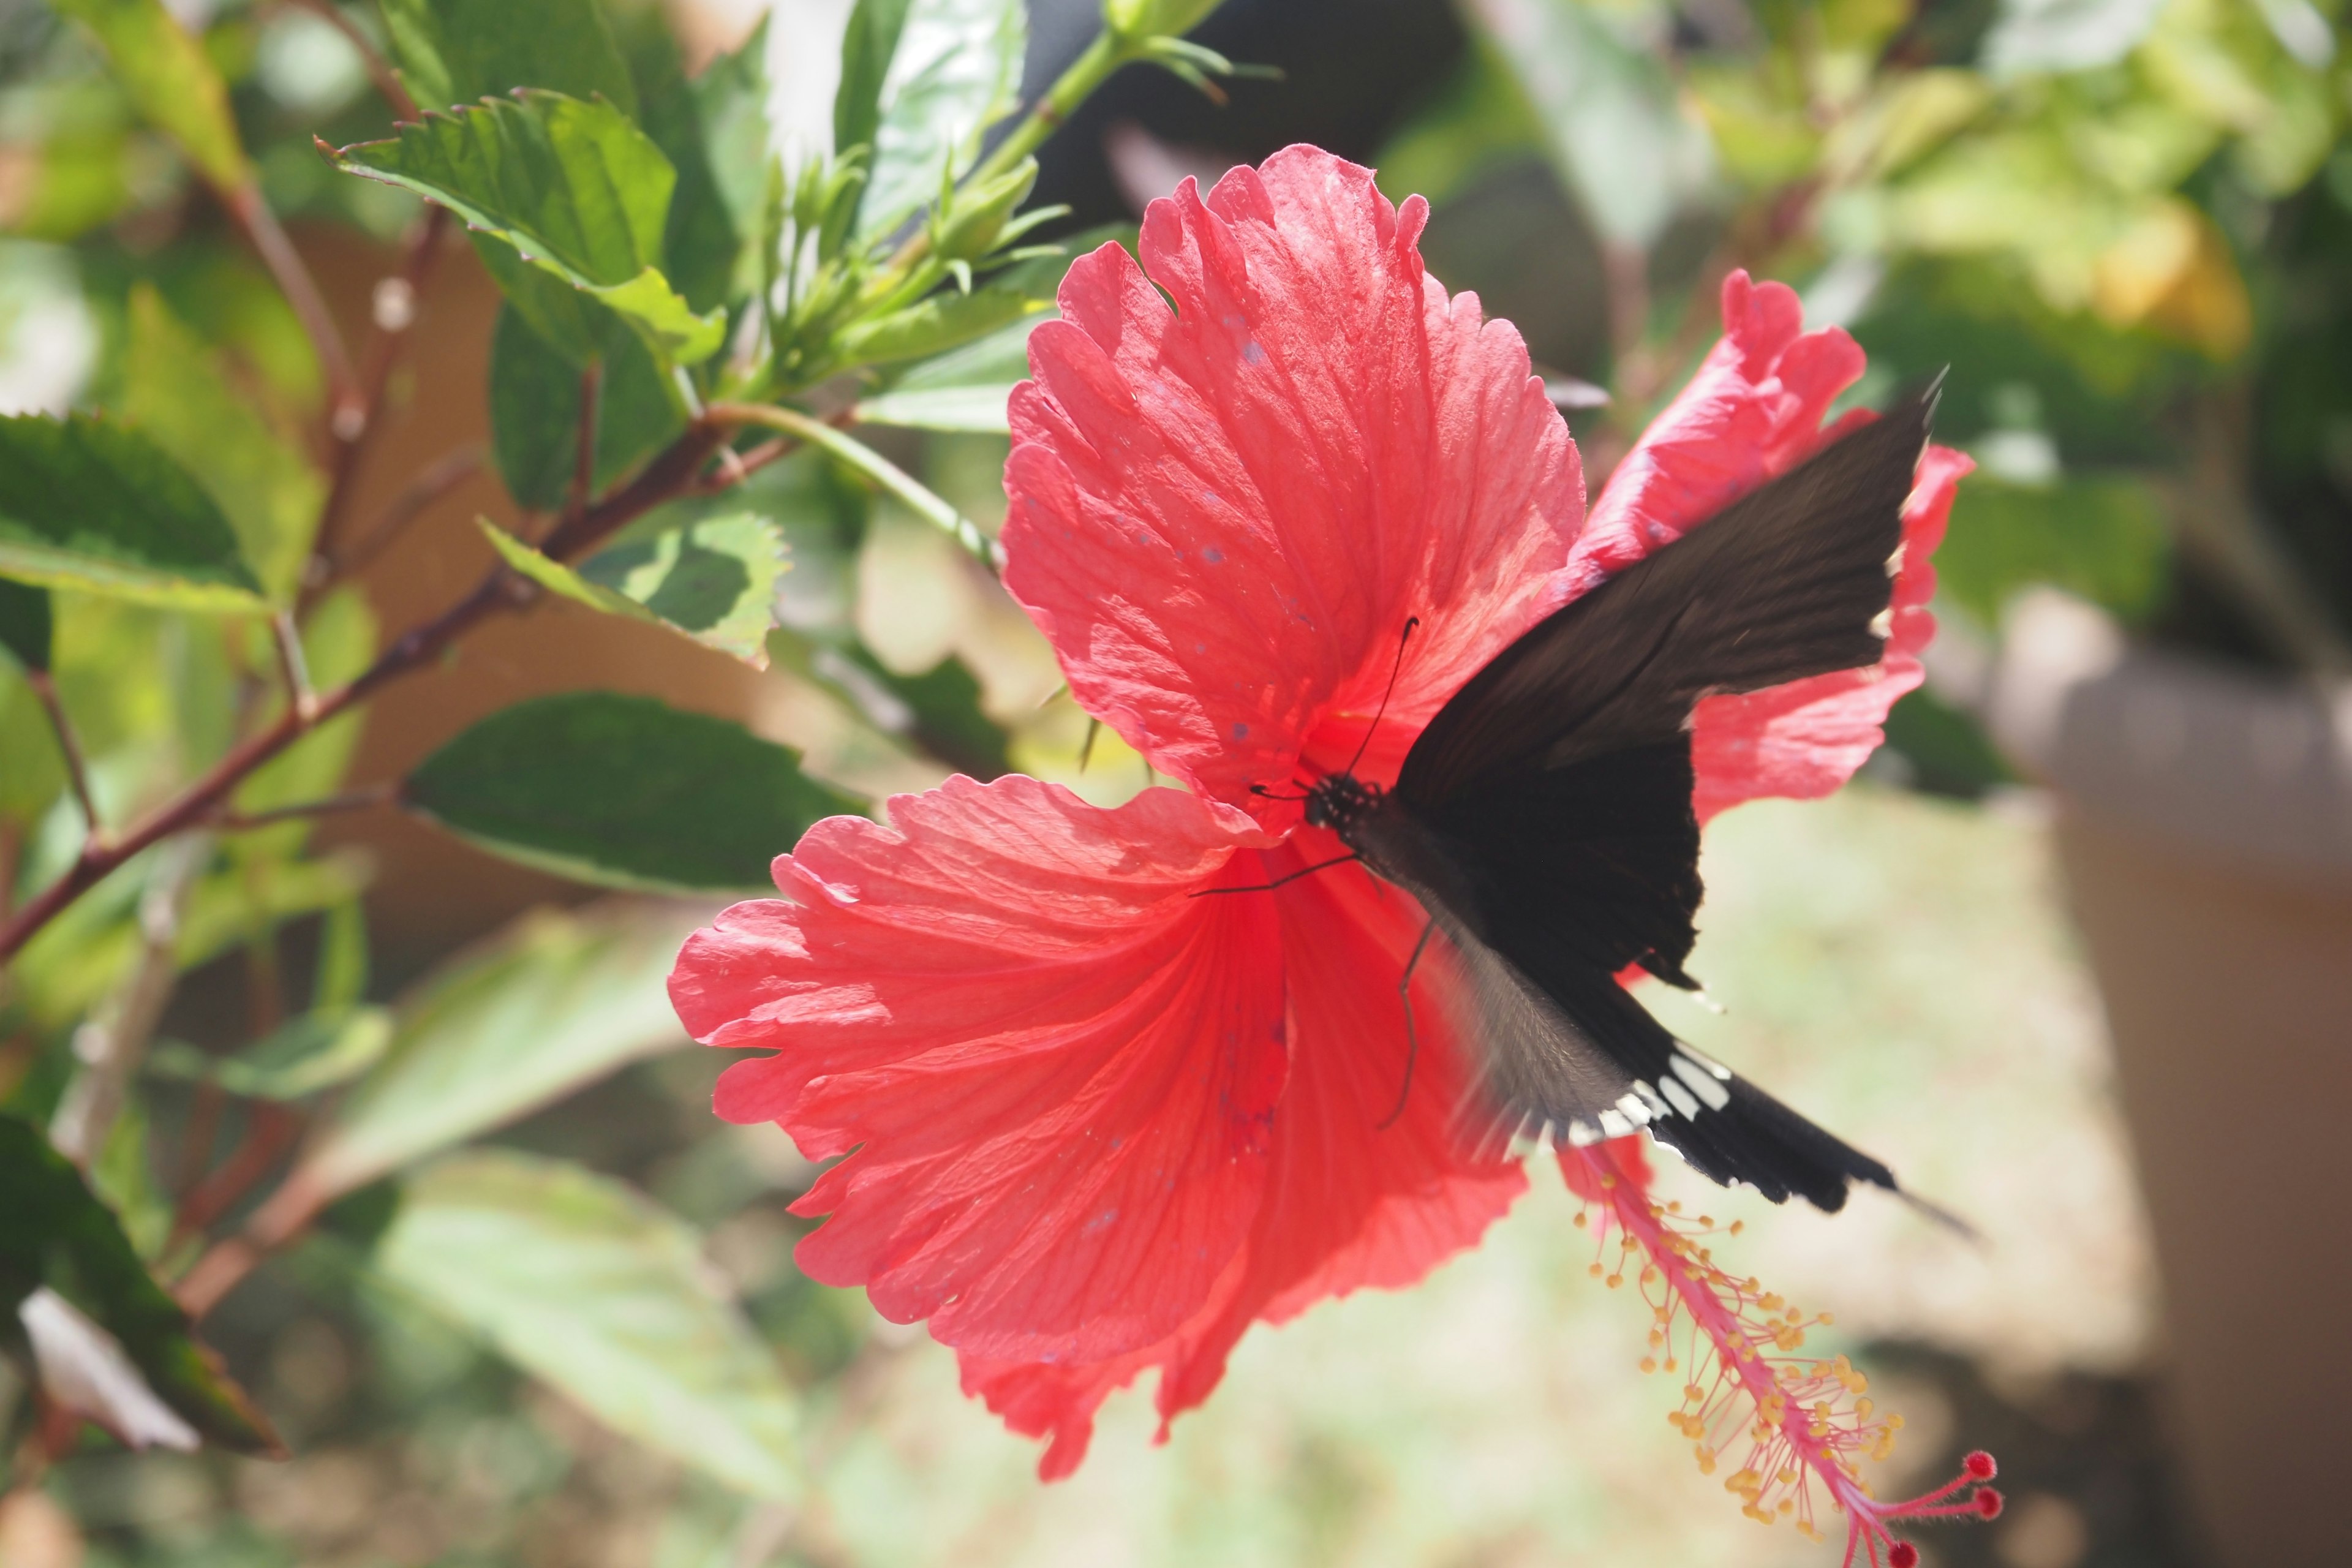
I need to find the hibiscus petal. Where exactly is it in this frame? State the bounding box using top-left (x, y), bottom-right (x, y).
top-left (668, 777), bottom-right (1292, 1363)
top-left (954, 830), bottom-right (1526, 1476)
top-left (1004, 145), bottom-right (1583, 821)
top-left (1690, 443), bottom-right (1973, 819)
top-left (1567, 270), bottom-right (1867, 598)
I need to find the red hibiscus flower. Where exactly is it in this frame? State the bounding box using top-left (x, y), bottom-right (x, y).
top-left (668, 146), bottom-right (1969, 1482)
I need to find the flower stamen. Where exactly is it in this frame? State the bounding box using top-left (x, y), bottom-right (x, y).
top-left (1562, 1141), bottom-right (2002, 1565)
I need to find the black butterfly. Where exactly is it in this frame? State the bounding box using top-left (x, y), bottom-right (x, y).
top-left (1295, 379), bottom-right (1943, 1214)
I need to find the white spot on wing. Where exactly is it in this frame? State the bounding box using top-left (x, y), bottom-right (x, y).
top-left (1567, 1118), bottom-right (1602, 1147)
top-left (1671, 1053), bottom-right (1732, 1110)
top-left (1660, 1076), bottom-right (1703, 1119)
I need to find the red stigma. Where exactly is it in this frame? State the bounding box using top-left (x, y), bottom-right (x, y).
top-left (1888, 1543), bottom-right (1919, 1568)
top-left (1975, 1487), bottom-right (2005, 1519)
top-left (1964, 1450), bottom-right (1998, 1481)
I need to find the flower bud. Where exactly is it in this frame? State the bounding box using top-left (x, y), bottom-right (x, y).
top-left (935, 159), bottom-right (1039, 261)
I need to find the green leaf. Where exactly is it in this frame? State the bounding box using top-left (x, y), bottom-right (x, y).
top-left (1470, 0), bottom-right (1713, 249)
top-left (835, 283), bottom-right (1045, 366)
top-left (52, 0), bottom-right (248, 190)
top-left (0, 1114), bottom-right (279, 1453)
top-left (1939, 471), bottom-right (2173, 625)
top-left (0, 579), bottom-right (52, 671)
top-left (401, 692), bottom-right (857, 892)
top-left (148, 1008), bottom-right (394, 1101)
top-left (330, 91), bottom-right (723, 365)
top-left (488, 304), bottom-right (685, 508)
top-left (377, 0), bottom-right (637, 115)
top-left (297, 902), bottom-right (706, 1197)
top-left (834, 0), bottom-right (915, 164)
top-left (0, 414), bottom-right (263, 611)
top-left (859, 0), bottom-right (1028, 239)
top-left (480, 511), bottom-right (787, 667)
top-left (617, 11), bottom-right (761, 315)
top-left (121, 286), bottom-right (325, 603)
top-left (374, 1152), bottom-right (799, 1499)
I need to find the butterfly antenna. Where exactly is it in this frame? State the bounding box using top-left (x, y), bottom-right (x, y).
top-left (1344, 617), bottom-right (1420, 778)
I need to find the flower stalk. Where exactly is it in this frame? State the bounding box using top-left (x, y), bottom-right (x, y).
top-left (1562, 1142), bottom-right (2002, 1567)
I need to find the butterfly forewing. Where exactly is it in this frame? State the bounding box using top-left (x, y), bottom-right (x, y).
top-left (1396, 379), bottom-right (1939, 810)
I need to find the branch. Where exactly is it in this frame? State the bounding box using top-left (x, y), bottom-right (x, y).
top-left (319, 442), bottom-right (483, 586)
top-left (270, 611), bottom-right (318, 723)
top-left (277, 0), bottom-right (418, 121)
top-left (45, 835), bottom-right (209, 1169)
top-left (223, 183), bottom-right (362, 435)
top-left (2, 417), bottom-right (733, 963)
top-left (310, 206), bottom-right (454, 578)
top-left (26, 670), bottom-right (102, 850)
top-left (706, 402), bottom-right (1002, 567)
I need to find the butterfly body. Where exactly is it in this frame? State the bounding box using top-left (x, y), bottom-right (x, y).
top-left (1302, 380), bottom-right (1944, 1214)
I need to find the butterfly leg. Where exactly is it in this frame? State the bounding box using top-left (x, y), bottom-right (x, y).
top-left (1377, 916), bottom-right (1439, 1130)
top-left (1189, 854), bottom-right (1360, 897)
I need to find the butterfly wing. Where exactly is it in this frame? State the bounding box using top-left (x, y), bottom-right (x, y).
top-left (1397, 379), bottom-right (1940, 808)
top-left (1378, 383), bottom-right (1939, 1209)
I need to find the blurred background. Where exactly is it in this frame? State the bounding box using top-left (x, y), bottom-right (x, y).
top-left (4, 0), bottom-right (2350, 1562)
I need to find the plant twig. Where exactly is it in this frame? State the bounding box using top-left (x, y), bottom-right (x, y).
top-left (173, 1102), bottom-right (304, 1242)
top-left (707, 401), bottom-right (1002, 567)
top-left (270, 611), bottom-right (319, 723)
top-left (277, 0), bottom-right (418, 121)
top-left (45, 835), bottom-right (210, 1169)
top-left (322, 442), bottom-right (484, 584)
top-left (223, 183), bottom-right (362, 437)
top-left (309, 206), bottom-right (454, 584)
top-left (567, 362), bottom-right (604, 526)
top-left (4, 418), bottom-right (732, 965)
top-left (26, 671), bottom-right (102, 850)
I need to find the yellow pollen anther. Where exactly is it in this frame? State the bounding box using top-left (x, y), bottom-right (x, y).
top-left (1729, 1220), bottom-right (1744, 1235)
top-left (1606, 1273), bottom-right (1624, 1289)
top-left (1640, 1357), bottom-right (1658, 1374)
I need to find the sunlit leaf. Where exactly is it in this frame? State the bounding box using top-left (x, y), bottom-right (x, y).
top-left (375, 1152), bottom-right (799, 1499)
top-left (1981, 0), bottom-right (2168, 78)
top-left (835, 284), bottom-right (1045, 366)
top-left (330, 92), bottom-right (723, 365)
top-left (402, 692), bottom-right (856, 892)
top-left (859, 0), bottom-right (1028, 239)
top-left (480, 513), bottom-right (785, 666)
top-left (0, 414), bottom-right (263, 611)
top-left (1463, 0), bottom-right (1713, 249)
top-left (377, 0), bottom-right (637, 114)
top-left (0, 1115), bottom-right (279, 1453)
top-left (834, 0), bottom-right (915, 165)
top-left (298, 902), bottom-right (707, 1197)
top-left (51, 0), bottom-right (247, 189)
